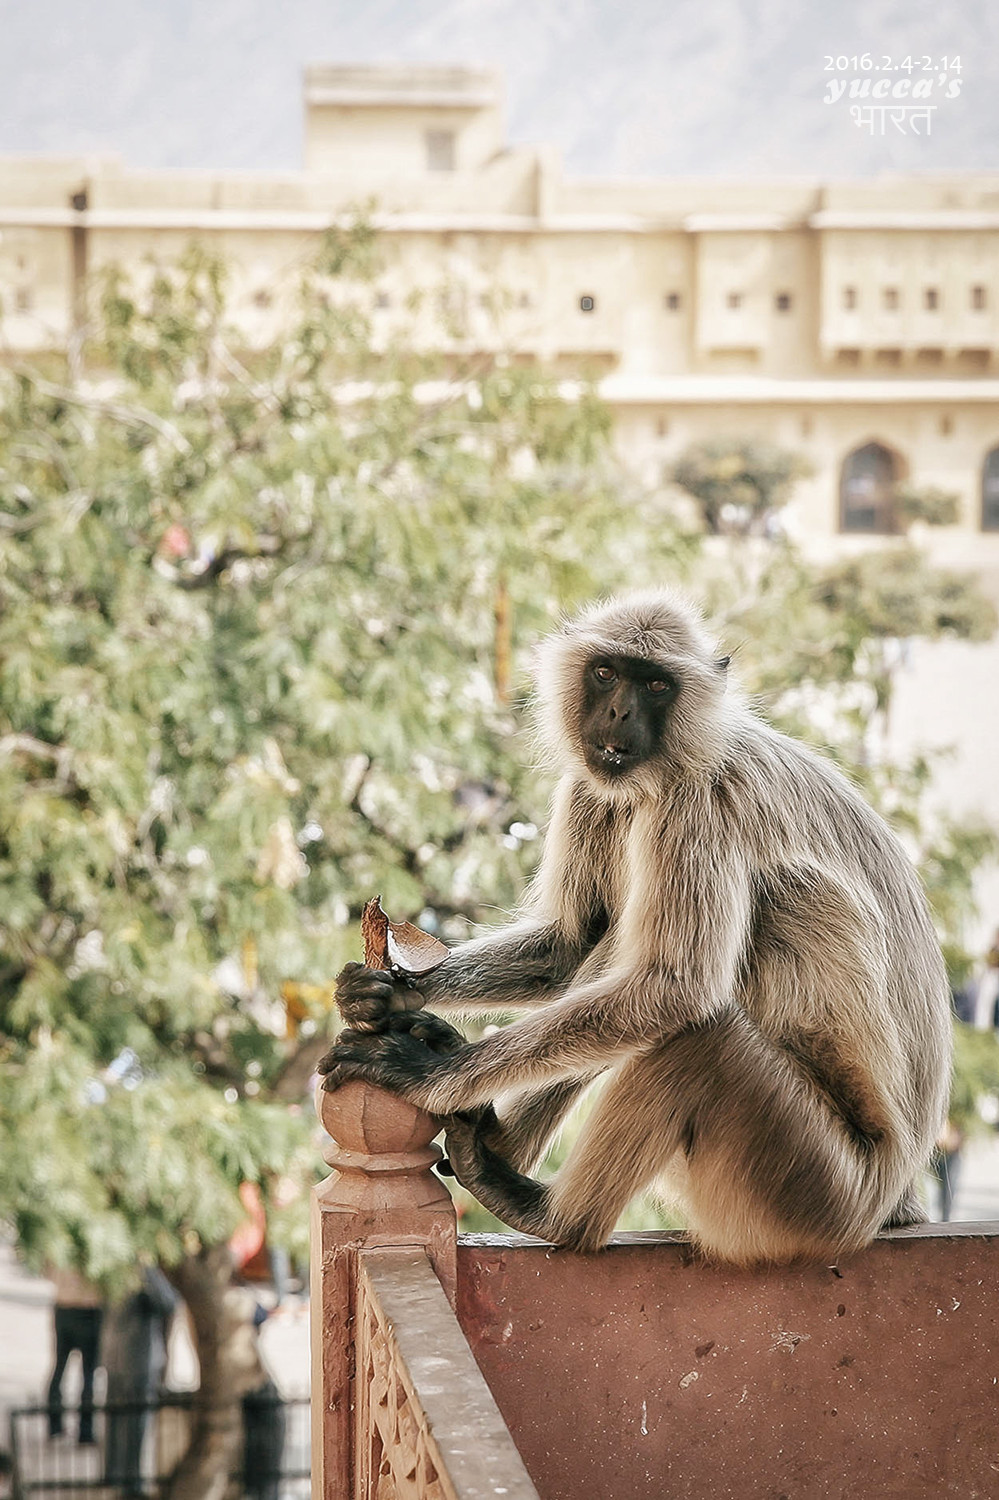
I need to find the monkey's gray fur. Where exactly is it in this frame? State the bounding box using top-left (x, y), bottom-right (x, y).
top-left (322, 590), bottom-right (952, 1262)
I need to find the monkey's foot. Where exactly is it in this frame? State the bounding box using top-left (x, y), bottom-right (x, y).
top-left (442, 1116), bottom-right (554, 1240)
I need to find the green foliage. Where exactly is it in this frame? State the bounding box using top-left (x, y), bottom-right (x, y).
top-left (895, 484), bottom-right (961, 529)
top-left (949, 1022), bottom-right (999, 1136)
top-left (670, 437), bottom-right (812, 536)
top-left (0, 227), bottom-right (996, 1274)
top-left (0, 1039), bottom-right (301, 1295)
top-left (919, 823), bottom-right (999, 973)
top-left (816, 546), bottom-right (997, 646)
top-left (0, 228), bottom-right (688, 1277)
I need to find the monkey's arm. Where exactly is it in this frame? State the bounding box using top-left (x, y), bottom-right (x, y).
top-left (418, 919), bottom-right (589, 1015)
top-left (333, 919), bottom-right (590, 1033)
top-left (320, 811), bottom-right (751, 1114)
top-left (321, 945), bottom-right (739, 1114)
top-left (423, 776), bottom-right (617, 1014)
top-left (336, 776), bottom-right (613, 1031)
top-left (320, 977), bottom-right (633, 1109)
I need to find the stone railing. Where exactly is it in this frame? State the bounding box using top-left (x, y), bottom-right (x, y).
top-left (310, 1079), bottom-right (539, 1500)
top-left (312, 1075), bottom-right (999, 1500)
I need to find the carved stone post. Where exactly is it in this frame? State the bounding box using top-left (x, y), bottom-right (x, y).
top-left (310, 1078), bottom-right (456, 1500)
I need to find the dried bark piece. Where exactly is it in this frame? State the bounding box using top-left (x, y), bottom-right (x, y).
top-left (387, 920), bottom-right (450, 975)
top-left (361, 896), bottom-right (391, 969)
top-left (360, 896), bottom-right (449, 977)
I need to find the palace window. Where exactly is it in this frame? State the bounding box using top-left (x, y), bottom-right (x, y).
top-left (579, 294), bottom-right (596, 312)
top-left (840, 441), bottom-right (903, 533)
top-left (882, 287), bottom-right (899, 310)
top-left (425, 130), bottom-right (455, 172)
top-left (775, 292), bottom-right (792, 312)
top-left (726, 291), bottom-right (743, 310)
top-left (842, 286), bottom-right (857, 310)
top-left (924, 287), bottom-right (939, 310)
top-left (664, 292), bottom-right (682, 311)
top-left (983, 447), bottom-right (999, 531)
top-left (972, 285), bottom-right (987, 311)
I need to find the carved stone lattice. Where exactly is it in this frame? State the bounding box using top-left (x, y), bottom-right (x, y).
top-left (358, 1279), bottom-right (453, 1500)
top-left (353, 1248), bottom-right (540, 1500)
top-left (310, 1079), bottom-right (457, 1500)
top-left (311, 1046), bottom-right (537, 1497)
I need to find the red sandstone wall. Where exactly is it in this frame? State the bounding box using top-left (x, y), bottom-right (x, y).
top-left (457, 1226), bottom-right (999, 1500)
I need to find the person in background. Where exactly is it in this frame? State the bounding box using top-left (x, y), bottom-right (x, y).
top-left (986, 926), bottom-right (999, 1028)
top-left (930, 1118), bottom-right (966, 1222)
top-left (971, 924), bottom-right (999, 1029)
top-left (241, 1301), bottom-right (285, 1500)
top-left (45, 1266), bottom-right (103, 1445)
top-left (103, 1266), bottom-right (178, 1497)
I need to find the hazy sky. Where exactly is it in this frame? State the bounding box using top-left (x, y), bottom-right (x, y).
top-left (0, 0), bottom-right (996, 178)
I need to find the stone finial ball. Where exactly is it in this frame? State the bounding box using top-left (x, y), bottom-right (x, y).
top-left (316, 1079), bottom-right (441, 1155)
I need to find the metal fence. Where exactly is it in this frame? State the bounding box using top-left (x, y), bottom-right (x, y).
top-left (8, 1395), bottom-right (310, 1499)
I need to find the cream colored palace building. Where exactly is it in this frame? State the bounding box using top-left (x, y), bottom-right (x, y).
top-left (2, 64), bottom-right (999, 941)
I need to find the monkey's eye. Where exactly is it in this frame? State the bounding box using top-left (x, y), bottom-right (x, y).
top-left (647, 679), bottom-right (671, 695)
top-left (593, 663), bottom-right (616, 683)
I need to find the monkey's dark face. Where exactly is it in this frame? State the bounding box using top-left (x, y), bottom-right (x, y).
top-left (578, 653), bottom-right (678, 782)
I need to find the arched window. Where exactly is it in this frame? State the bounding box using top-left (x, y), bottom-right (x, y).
top-left (983, 448), bottom-right (999, 531)
top-left (839, 441), bottom-right (903, 533)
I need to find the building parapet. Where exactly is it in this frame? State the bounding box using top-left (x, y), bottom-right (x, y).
top-left (599, 374), bottom-right (999, 404)
top-left (812, 210), bottom-right (999, 230)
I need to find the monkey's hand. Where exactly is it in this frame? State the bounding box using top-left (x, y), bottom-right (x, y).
top-left (334, 961), bottom-right (427, 1033)
top-left (402, 1010), bottom-right (467, 1055)
top-left (317, 1025), bottom-right (459, 1102)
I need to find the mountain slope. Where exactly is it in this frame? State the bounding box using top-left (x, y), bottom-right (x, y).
top-left (0, 0), bottom-right (995, 178)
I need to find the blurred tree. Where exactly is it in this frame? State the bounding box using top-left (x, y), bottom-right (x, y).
top-left (669, 436), bottom-right (812, 536)
top-left (949, 1021), bottom-right (999, 1138)
top-left (895, 484), bottom-right (961, 530)
top-left (0, 232), bottom-right (690, 1497)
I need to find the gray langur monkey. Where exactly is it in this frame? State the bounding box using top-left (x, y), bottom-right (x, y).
top-left (318, 591), bottom-right (952, 1263)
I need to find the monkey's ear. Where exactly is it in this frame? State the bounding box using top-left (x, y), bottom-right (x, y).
top-left (715, 655), bottom-right (731, 673)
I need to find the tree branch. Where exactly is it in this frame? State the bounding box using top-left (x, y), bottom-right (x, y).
top-left (11, 365), bottom-right (192, 453)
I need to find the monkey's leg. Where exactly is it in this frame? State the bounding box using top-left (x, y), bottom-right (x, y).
top-left (449, 1010), bottom-right (903, 1258)
top-left (486, 1072), bottom-right (600, 1173)
top-left (444, 1049), bottom-right (684, 1249)
top-left (443, 1070), bottom-right (600, 1188)
top-left (881, 1186), bottom-right (927, 1230)
top-left (441, 1118), bottom-right (550, 1235)
top-left (645, 1010), bottom-right (899, 1262)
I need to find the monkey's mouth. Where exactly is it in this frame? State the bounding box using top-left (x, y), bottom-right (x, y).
top-left (588, 743), bottom-right (638, 776)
